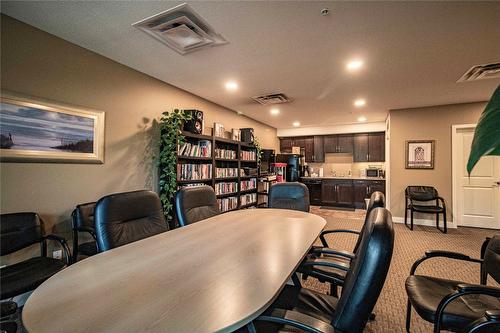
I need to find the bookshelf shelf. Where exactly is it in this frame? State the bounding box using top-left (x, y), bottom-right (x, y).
top-left (176, 130), bottom-right (262, 215)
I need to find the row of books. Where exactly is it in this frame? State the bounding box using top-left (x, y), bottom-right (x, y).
top-left (177, 183), bottom-right (207, 190)
top-left (177, 164), bottom-right (212, 181)
top-left (240, 150), bottom-right (256, 161)
top-left (215, 167), bottom-right (239, 178)
top-left (240, 178), bottom-right (257, 191)
top-left (214, 148), bottom-right (236, 159)
top-left (215, 182), bottom-right (238, 195)
top-left (240, 193), bottom-right (257, 206)
top-left (218, 196), bottom-right (238, 212)
top-left (178, 140), bottom-right (211, 157)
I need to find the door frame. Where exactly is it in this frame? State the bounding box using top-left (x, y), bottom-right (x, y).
top-left (451, 123), bottom-right (476, 228)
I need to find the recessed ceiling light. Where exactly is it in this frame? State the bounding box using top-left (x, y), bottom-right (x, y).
top-left (225, 81), bottom-right (238, 91)
top-left (354, 99), bottom-right (366, 107)
top-left (270, 108), bottom-right (280, 115)
top-left (358, 116), bottom-right (367, 122)
top-left (346, 59), bottom-right (363, 71)
top-left (293, 121), bottom-right (300, 127)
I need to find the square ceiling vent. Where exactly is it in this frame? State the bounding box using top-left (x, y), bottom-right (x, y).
top-left (252, 93), bottom-right (293, 105)
top-left (132, 3), bottom-right (227, 55)
top-left (457, 62), bottom-right (500, 82)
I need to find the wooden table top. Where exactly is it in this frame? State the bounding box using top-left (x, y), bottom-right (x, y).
top-left (23, 209), bottom-right (326, 333)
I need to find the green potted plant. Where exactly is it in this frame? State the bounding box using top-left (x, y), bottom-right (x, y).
top-left (467, 84), bottom-right (500, 174)
top-left (158, 109), bottom-right (191, 226)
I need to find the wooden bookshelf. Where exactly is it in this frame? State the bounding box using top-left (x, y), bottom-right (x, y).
top-left (176, 131), bottom-right (259, 213)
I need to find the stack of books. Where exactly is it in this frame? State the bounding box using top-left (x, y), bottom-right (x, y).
top-left (215, 182), bottom-right (238, 195)
top-left (215, 148), bottom-right (236, 159)
top-left (216, 167), bottom-right (239, 178)
top-left (240, 193), bottom-right (257, 206)
top-left (214, 123), bottom-right (225, 138)
top-left (240, 178), bottom-right (257, 191)
top-left (240, 150), bottom-right (256, 161)
top-left (218, 197), bottom-right (238, 212)
top-left (178, 140), bottom-right (211, 157)
top-left (177, 164), bottom-right (212, 181)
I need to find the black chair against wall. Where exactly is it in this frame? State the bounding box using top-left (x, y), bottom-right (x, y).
top-left (268, 182), bottom-right (310, 212)
top-left (405, 186), bottom-right (447, 233)
top-left (405, 235), bottom-right (500, 333)
top-left (175, 185), bottom-right (220, 227)
top-left (298, 191), bottom-right (386, 297)
top-left (0, 213), bottom-right (71, 301)
top-left (251, 207), bottom-right (395, 333)
top-left (95, 190), bottom-right (169, 252)
top-left (71, 202), bottom-right (97, 262)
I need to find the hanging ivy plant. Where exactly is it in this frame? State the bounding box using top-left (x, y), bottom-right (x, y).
top-left (158, 109), bottom-right (192, 222)
top-left (253, 136), bottom-right (263, 164)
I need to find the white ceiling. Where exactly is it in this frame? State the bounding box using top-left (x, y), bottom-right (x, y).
top-left (2, 1), bottom-right (500, 130)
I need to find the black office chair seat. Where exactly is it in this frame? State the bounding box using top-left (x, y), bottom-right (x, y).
top-left (298, 256), bottom-right (348, 284)
top-left (78, 241), bottom-right (98, 257)
top-left (409, 204), bottom-right (445, 213)
top-left (406, 275), bottom-right (500, 331)
top-left (0, 257), bottom-right (65, 299)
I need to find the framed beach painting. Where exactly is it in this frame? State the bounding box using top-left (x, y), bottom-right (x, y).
top-left (405, 140), bottom-right (435, 169)
top-left (0, 91), bottom-right (105, 163)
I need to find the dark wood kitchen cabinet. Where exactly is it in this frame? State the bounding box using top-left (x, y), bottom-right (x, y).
top-left (321, 179), bottom-right (354, 207)
top-left (324, 134), bottom-right (353, 153)
top-left (353, 179), bottom-right (386, 208)
top-left (280, 138), bottom-right (293, 153)
top-left (313, 136), bottom-right (324, 163)
top-left (304, 137), bottom-right (314, 162)
top-left (353, 132), bottom-right (385, 162)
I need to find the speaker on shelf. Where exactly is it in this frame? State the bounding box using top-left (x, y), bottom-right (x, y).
top-left (183, 110), bottom-right (204, 134)
top-left (240, 128), bottom-right (254, 143)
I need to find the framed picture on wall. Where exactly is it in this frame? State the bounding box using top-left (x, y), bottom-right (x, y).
top-left (0, 91), bottom-right (105, 163)
top-left (405, 140), bottom-right (435, 169)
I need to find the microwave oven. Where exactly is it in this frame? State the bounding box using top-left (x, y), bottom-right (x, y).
top-left (366, 168), bottom-right (383, 178)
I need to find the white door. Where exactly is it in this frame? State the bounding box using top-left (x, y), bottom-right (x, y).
top-left (454, 126), bottom-right (500, 229)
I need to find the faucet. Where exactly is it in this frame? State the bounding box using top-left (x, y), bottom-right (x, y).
top-left (331, 170), bottom-right (337, 177)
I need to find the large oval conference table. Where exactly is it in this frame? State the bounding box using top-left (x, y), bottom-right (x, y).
top-left (23, 208), bottom-right (326, 333)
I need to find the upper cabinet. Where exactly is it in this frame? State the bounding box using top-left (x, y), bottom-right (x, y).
top-left (353, 132), bottom-right (385, 162)
top-left (324, 134), bottom-right (353, 153)
top-left (280, 131), bottom-right (385, 163)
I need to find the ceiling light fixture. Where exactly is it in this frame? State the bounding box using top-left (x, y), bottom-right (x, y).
top-left (225, 81), bottom-right (238, 91)
top-left (354, 99), bottom-right (366, 107)
top-left (293, 121), bottom-right (300, 127)
top-left (358, 116), bottom-right (367, 122)
top-left (270, 108), bottom-right (280, 115)
top-left (346, 59), bottom-right (364, 71)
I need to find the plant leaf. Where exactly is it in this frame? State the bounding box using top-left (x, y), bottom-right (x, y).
top-left (467, 84), bottom-right (500, 174)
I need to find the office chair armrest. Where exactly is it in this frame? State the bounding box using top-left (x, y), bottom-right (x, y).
top-left (319, 229), bottom-right (360, 248)
top-left (43, 234), bottom-right (72, 265)
top-left (78, 226), bottom-right (97, 240)
top-left (410, 251), bottom-right (482, 275)
top-left (301, 259), bottom-right (350, 272)
top-left (434, 284), bottom-right (500, 333)
top-left (437, 196), bottom-right (446, 207)
top-left (255, 308), bottom-right (334, 333)
top-left (311, 248), bottom-right (355, 260)
top-left (463, 310), bottom-right (500, 333)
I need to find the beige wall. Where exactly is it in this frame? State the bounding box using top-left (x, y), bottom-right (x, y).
top-left (389, 102), bottom-right (485, 222)
top-left (0, 15), bottom-right (279, 236)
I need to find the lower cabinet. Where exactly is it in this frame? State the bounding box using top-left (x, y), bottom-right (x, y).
top-left (321, 179), bottom-right (354, 207)
top-left (314, 179), bottom-right (385, 208)
top-left (353, 180), bottom-right (386, 208)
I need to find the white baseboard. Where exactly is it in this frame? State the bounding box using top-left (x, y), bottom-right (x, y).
top-left (392, 216), bottom-right (456, 229)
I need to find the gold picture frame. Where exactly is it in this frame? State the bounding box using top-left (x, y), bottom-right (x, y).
top-left (405, 140), bottom-right (435, 169)
top-left (0, 91), bottom-right (105, 163)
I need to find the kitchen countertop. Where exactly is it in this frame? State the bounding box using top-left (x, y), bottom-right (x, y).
top-left (301, 176), bottom-right (386, 181)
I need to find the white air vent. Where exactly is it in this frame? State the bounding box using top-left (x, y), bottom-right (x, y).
top-left (457, 62), bottom-right (500, 82)
top-left (132, 3), bottom-right (227, 55)
top-left (252, 93), bottom-right (293, 105)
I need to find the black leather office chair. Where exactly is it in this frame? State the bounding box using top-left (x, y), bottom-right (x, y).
top-left (175, 185), bottom-right (220, 227)
top-left (0, 213), bottom-right (70, 301)
top-left (95, 190), bottom-right (169, 252)
top-left (405, 235), bottom-right (500, 333)
top-left (252, 207), bottom-right (395, 333)
top-left (405, 186), bottom-right (447, 233)
top-left (0, 301), bottom-right (18, 333)
top-left (71, 201), bottom-right (98, 262)
top-left (298, 191), bottom-right (386, 296)
top-left (463, 310), bottom-right (500, 333)
top-left (268, 182), bottom-right (310, 212)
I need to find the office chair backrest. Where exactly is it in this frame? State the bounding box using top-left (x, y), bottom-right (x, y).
top-left (72, 202), bottom-right (96, 230)
top-left (352, 191), bottom-right (386, 253)
top-left (406, 186), bottom-right (438, 201)
top-left (483, 235), bottom-right (500, 283)
top-left (95, 190), bottom-right (168, 252)
top-left (332, 207), bottom-right (394, 333)
top-left (268, 182), bottom-right (310, 212)
top-left (175, 185), bottom-right (220, 227)
top-left (0, 212), bottom-right (44, 256)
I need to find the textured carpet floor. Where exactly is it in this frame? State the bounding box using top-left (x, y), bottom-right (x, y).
top-left (306, 206), bottom-right (499, 333)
